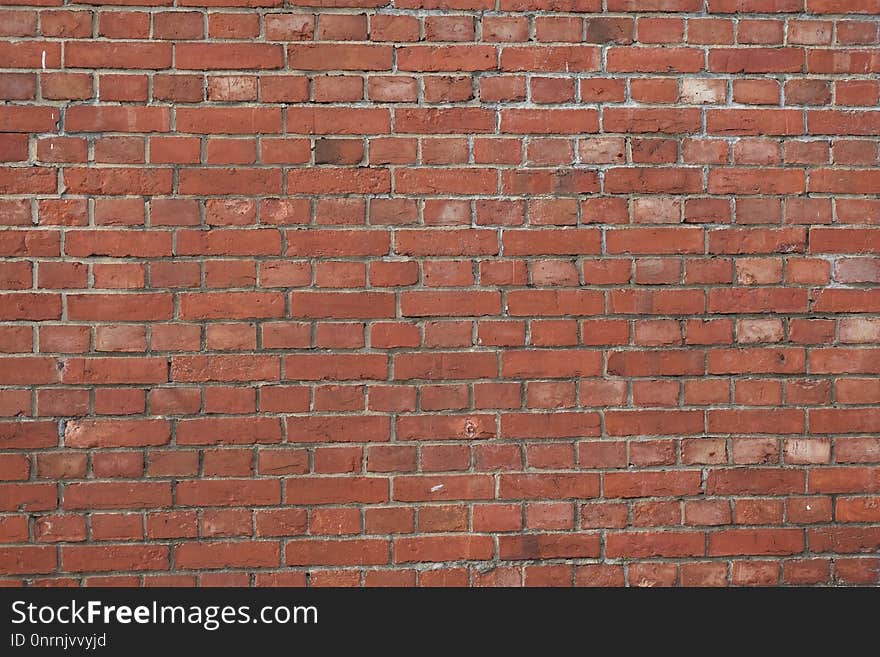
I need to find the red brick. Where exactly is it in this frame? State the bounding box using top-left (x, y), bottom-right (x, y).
top-left (394, 536), bottom-right (493, 563)
top-left (174, 542), bottom-right (279, 569)
top-left (709, 529), bottom-right (804, 556)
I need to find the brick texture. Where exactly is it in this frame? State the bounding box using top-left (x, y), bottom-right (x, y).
top-left (1, 0), bottom-right (879, 588)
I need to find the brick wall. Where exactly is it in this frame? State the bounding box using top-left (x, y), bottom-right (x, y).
top-left (1, 0), bottom-right (879, 587)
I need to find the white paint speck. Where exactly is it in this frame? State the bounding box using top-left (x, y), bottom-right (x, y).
top-left (430, 484), bottom-right (444, 493)
top-left (41, 51), bottom-right (46, 70)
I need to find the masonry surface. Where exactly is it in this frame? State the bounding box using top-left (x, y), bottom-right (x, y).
top-left (0, 0), bottom-right (879, 587)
